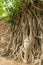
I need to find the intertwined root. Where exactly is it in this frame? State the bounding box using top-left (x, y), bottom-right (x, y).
top-left (0, 1), bottom-right (43, 65)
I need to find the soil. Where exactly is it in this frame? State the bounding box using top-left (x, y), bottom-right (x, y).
top-left (0, 57), bottom-right (32, 65)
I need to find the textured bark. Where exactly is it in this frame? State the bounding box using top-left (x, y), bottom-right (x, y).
top-left (0, 1), bottom-right (43, 65)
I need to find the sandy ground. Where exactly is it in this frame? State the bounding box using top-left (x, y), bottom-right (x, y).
top-left (0, 57), bottom-right (32, 65)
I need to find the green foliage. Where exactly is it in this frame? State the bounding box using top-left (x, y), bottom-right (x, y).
top-left (0, 0), bottom-right (43, 24)
top-left (0, 0), bottom-right (33, 18)
top-left (0, 0), bottom-right (24, 18)
top-left (0, 0), bottom-right (26, 24)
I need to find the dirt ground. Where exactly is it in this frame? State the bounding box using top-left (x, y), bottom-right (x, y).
top-left (0, 57), bottom-right (32, 65)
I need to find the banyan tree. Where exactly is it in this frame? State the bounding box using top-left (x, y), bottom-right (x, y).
top-left (0, 0), bottom-right (43, 65)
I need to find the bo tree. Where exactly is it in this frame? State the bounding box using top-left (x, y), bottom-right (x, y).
top-left (0, 0), bottom-right (43, 64)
